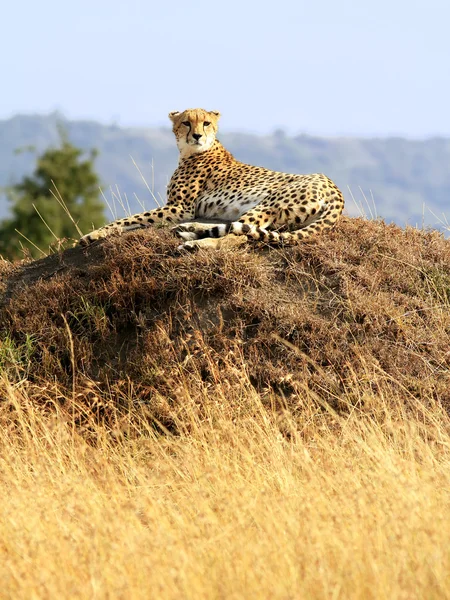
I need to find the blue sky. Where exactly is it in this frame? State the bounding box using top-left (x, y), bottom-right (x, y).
top-left (2, 0), bottom-right (449, 136)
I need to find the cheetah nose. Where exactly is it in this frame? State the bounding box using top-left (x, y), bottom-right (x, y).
top-left (192, 133), bottom-right (202, 141)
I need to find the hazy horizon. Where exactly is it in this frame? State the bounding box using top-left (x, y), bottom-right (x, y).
top-left (2, 109), bottom-right (450, 142)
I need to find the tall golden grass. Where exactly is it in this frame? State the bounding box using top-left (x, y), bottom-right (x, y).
top-left (1, 373), bottom-right (449, 600)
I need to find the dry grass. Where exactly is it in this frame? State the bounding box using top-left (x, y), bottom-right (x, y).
top-left (1, 217), bottom-right (450, 598)
top-left (0, 377), bottom-right (450, 599)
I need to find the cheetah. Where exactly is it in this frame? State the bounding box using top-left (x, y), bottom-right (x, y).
top-left (79, 108), bottom-right (344, 248)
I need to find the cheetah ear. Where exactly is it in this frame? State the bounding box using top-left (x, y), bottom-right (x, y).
top-left (210, 111), bottom-right (221, 119)
top-left (169, 111), bottom-right (180, 122)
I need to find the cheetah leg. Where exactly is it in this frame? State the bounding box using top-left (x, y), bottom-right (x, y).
top-left (175, 202), bottom-right (280, 244)
top-left (79, 205), bottom-right (194, 246)
top-left (173, 219), bottom-right (232, 241)
top-left (229, 201), bottom-right (339, 243)
top-left (237, 195), bottom-right (344, 242)
top-left (180, 235), bottom-right (247, 251)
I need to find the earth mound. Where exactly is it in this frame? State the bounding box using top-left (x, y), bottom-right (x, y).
top-left (1, 217), bottom-right (449, 430)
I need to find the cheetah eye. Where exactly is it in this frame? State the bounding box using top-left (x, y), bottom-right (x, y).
top-left (182, 121), bottom-right (190, 126)
top-left (204, 121), bottom-right (211, 126)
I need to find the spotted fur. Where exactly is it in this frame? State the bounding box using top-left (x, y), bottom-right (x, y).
top-left (79, 108), bottom-right (344, 248)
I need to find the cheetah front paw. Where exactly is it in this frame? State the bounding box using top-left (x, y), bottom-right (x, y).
top-left (174, 229), bottom-right (198, 242)
top-left (178, 236), bottom-right (247, 251)
top-left (172, 221), bottom-right (229, 240)
top-left (79, 229), bottom-right (114, 246)
top-left (177, 238), bottom-right (221, 251)
top-left (172, 223), bottom-right (208, 241)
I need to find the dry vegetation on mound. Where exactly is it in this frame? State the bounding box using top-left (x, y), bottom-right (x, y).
top-left (1, 217), bottom-right (449, 427)
top-left (1, 217), bottom-right (450, 598)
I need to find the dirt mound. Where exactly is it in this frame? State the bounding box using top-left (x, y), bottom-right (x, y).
top-left (1, 217), bottom-right (449, 428)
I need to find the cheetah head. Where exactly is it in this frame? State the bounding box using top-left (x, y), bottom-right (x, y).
top-left (169, 108), bottom-right (220, 158)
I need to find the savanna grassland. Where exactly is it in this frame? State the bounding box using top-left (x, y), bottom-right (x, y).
top-left (0, 217), bottom-right (450, 599)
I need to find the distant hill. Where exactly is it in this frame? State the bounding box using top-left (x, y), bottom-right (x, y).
top-left (1, 113), bottom-right (449, 231)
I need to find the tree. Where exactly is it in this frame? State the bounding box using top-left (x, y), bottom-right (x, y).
top-left (0, 132), bottom-right (105, 259)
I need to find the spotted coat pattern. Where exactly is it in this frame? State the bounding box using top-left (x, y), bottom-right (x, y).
top-left (79, 109), bottom-right (344, 248)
